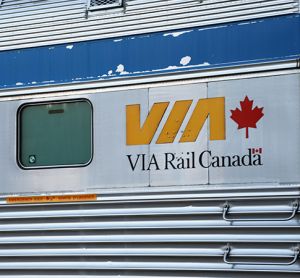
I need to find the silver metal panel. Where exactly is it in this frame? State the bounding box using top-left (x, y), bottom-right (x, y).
top-left (0, 0), bottom-right (298, 50)
top-left (88, 89), bottom-right (150, 189)
top-left (0, 97), bottom-right (88, 194)
top-left (208, 74), bottom-right (300, 184)
top-left (0, 74), bottom-right (300, 194)
top-left (149, 84), bottom-right (208, 186)
top-left (0, 89), bottom-right (150, 194)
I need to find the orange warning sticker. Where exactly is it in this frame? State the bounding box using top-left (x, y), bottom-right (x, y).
top-left (6, 194), bottom-right (97, 204)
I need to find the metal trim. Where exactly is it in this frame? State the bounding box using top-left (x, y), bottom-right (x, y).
top-left (222, 200), bottom-right (299, 222)
top-left (223, 245), bottom-right (300, 266)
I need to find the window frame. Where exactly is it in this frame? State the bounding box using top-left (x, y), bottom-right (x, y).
top-left (17, 99), bottom-right (94, 170)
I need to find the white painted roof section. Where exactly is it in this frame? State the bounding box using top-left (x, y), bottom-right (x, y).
top-left (0, 0), bottom-right (298, 50)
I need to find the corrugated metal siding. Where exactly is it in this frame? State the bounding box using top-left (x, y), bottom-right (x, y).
top-left (0, 190), bottom-right (299, 277)
top-left (0, 0), bottom-right (298, 50)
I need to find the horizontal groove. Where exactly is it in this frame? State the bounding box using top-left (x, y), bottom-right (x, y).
top-left (0, 248), bottom-right (224, 257)
top-left (0, 206), bottom-right (221, 219)
top-left (0, 8), bottom-right (85, 24)
top-left (0, 1), bottom-right (279, 34)
top-left (0, 13), bottom-right (82, 29)
top-left (0, 276), bottom-right (239, 278)
top-left (0, 0), bottom-right (294, 22)
top-left (125, 0), bottom-right (293, 12)
top-left (0, 2), bottom-right (296, 41)
top-left (1, 183), bottom-right (300, 204)
top-left (125, 2), bottom-right (223, 14)
top-left (0, 8), bottom-right (297, 49)
top-left (0, 261), bottom-right (298, 271)
top-left (2, 2), bottom-right (76, 13)
top-left (0, 2), bottom-right (197, 25)
top-left (0, 204), bottom-right (297, 219)
top-left (0, 234), bottom-right (299, 244)
top-left (0, 0), bottom-right (281, 30)
top-left (0, 4), bottom-right (84, 20)
top-left (1, 0), bottom-right (79, 8)
top-left (125, 0), bottom-right (295, 13)
top-left (0, 276), bottom-right (297, 278)
top-left (0, 0), bottom-right (296, 41)
top-left (0, 1), bottom-right (84, 14)
top-left (0, 247), bottom-right (294, 257)
top-left (126, 0), bottom-right (203, 10)
top-left (0, 219), bottom-right (299, 232)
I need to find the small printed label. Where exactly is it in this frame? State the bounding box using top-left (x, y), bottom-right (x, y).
top-left (6, 194), bottom-right (97, 204)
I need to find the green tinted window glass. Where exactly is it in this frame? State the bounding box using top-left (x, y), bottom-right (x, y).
top-left (19, 100), bottom-right (92, 168)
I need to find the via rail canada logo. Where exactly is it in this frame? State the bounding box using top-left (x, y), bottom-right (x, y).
top-left (126, 96), bottom-right (264, 171)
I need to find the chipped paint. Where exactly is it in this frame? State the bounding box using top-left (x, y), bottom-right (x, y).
top-left (116, 64), bottom-right (125, 73)
top-left (198, 25), bottom-right (228, 31)
top-left (163, 30), bottom-right (193, 37)
top-left (238, 21), bottom-right (259, 26)
top-left (180, 56), bottom-right (192, 66)
top-left (116, 64), bottom-right (129, 75)
top-left (66, 45), bottom-right (74, 50)
top-left (201, 62), bottom-right (210, 66)
top-left (165, 66), bottom-right (178, 70)
top-left (120, 71), bottom-right (129, 75)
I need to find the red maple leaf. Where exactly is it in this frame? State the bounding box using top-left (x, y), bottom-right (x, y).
top-left (230, 96), bottom-right (264, 139)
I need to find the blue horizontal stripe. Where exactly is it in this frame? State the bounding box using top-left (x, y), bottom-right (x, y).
top-left (1, 14), bottom-right (300, 90)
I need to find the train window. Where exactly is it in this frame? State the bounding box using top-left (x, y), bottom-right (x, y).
top-left (88, 0), bottom-right (123, 11)
top-left (18, 100), bottom-right (93, 169)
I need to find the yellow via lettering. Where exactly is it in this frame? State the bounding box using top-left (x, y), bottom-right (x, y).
top-left (180, 97), bottom-right (225, 142)
top-left (126, 97), bottom-right (225, 145)
top-left (126, 102), bottom-right (169, 145)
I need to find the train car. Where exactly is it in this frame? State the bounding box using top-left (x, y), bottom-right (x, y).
top-left (0, 0), bottom-right (300, 277)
